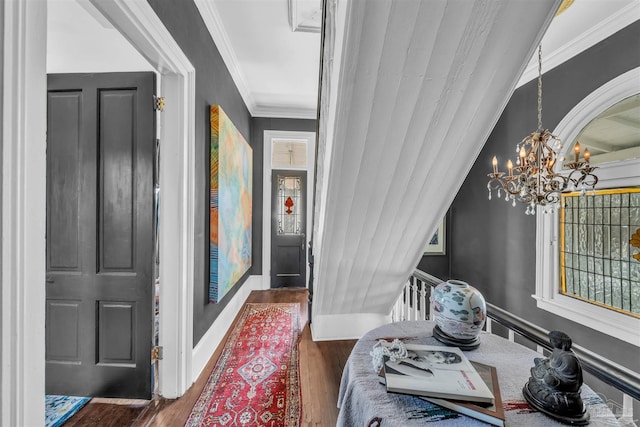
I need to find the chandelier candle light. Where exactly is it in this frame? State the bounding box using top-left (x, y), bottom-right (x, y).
top-left (487, 46), bottom-right (598, 215)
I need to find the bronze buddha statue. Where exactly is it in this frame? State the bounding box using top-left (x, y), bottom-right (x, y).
top-left (523, 331), bottom-right (590, 425)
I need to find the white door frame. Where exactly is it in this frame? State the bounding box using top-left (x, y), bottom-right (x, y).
top-left (2, 1), bottom-right (195, 424)
top-left (262, 130), bottom-right (316, 289)
top-left (2, 2), bottom-right (47, 425)
top-left (87, 0), bottom-right (196, 400)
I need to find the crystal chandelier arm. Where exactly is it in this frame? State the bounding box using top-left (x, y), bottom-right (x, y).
top-left (567, 167), bottom-right (599, 190)
top-left (541, 192), bottom-right (562, 205)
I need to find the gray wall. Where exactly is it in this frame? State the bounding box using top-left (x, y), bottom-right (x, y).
top-left (147, 0), bottom-right (251, 345)
top-left (450, 21), bottom-right (640, 409)
top-left (146, 1), bottom-right (317, 345)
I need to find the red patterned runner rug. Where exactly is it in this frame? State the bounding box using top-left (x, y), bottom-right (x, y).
top-left (185, 303), bottom-right (301, 427)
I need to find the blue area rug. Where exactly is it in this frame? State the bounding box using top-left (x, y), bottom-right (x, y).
top-left (46, 395), bottom-right (90, 427)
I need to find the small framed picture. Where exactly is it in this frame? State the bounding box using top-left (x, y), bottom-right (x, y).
top-left (424, 217), bottom-right (446, 255)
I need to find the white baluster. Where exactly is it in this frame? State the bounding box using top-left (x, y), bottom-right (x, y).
top-left (394, 284), bottom-right (403, 322)
top-left (406, 280), bottom-right (412, 321)
top-left (411, 278), bottom-right (418, 320)
top-left (429, 287), bottom-right (436, 321)
top-left (404, 285), bottom-right (410, 321)
top-left (620, 394), bottom-right (633, 424)
top-left (391, 286), bottom-right (399, 322)
top-left (420, 282), bottom-right (425, 320)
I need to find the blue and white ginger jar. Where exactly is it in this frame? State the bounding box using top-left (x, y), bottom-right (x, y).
top-left (431, 279), bottom-right (486, 340)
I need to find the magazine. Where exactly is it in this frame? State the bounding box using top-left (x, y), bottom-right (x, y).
top-left (420, 361), bottom-right (505, 426)
top-left (383, 344), bottom-right (494, 404)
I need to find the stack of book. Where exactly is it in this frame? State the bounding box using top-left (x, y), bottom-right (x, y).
top-left (380, 343), bottom-right (505, 426)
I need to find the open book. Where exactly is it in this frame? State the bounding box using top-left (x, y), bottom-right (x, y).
top-left (383, 343), bottom-right (494, 404)
top-left (420, 361), bottom-right (505, 426)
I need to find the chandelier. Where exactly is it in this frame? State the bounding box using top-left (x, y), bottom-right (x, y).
top-left (487, 46), bottom-right (598, 215)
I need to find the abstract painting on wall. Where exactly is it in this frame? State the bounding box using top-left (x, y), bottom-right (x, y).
top-left (210, 105), bottom-right (252, 303)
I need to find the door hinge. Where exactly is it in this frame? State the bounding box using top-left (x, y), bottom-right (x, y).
top-left (151, 346), bottom-right (163, 361)
top-left (154, 96), bottom-right (165, 112)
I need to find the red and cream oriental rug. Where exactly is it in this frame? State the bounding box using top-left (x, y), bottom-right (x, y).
top-left (185, 303), bottom-right (302, 427)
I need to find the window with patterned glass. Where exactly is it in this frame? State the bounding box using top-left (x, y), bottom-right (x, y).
top-left (560, 188), bottom-right (640, 317)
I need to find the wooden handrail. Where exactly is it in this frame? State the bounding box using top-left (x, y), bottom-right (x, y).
top-left (486, 303), bottom-right (640, 401)
top-left (411, 269), bottom-right (640, 402)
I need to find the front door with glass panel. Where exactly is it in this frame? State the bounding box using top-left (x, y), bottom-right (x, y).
top-left (271, 170), bottom-right (307, 288)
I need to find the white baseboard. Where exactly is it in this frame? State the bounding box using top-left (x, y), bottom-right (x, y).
top-left (191, 275), bottom-right (263, 382)
top-left (310, 313), bottom-right (391, 341)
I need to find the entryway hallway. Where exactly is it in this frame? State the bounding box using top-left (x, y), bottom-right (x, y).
top-left (61, 289), bottom-right (356, 426)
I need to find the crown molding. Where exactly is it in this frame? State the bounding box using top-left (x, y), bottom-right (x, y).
top-left (517, 3), bottom-right (640, 87)
top-left (288, 0), bottom-right (321, 33)
top-left (252, 104), bottom-right (318, 120)
top-left (194, 0), bottom-right (320, 119)
top-left (194, 0), bottom-right (257, 114)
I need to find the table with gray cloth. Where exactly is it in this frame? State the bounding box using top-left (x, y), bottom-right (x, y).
top-left (337, 321), bottom-right (620, 426)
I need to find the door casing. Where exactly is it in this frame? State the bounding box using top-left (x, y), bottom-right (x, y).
top-left (262, 131), bottom-right (316, 289)
top-left (1, 3), bottom-right (195, 425)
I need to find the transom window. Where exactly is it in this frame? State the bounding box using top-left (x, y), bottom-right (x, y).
top-left (272, 140), bottom-right (307, 168)
top-left (560, 189), bottom-right (640, 317)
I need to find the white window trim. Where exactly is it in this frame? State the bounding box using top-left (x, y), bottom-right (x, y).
top-left (535, 67), bottom-right (640, 347)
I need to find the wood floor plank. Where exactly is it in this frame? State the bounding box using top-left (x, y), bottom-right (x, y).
top-left (61, 288), bottom-right (356, 426)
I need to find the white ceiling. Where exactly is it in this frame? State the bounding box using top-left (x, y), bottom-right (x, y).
top-left (47, 0), bottom-right (638, 118)
top-left (47, 0), bottom-right (154, 73)
top-left (576, 93), bottom-right (640, 164)
top-left (518, 0), bottom-right (639, 86)
top-left (194, 0), bottom-right (321, 119)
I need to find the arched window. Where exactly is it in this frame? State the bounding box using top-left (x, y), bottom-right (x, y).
top-left (535, 67), bottom-right (640, 346)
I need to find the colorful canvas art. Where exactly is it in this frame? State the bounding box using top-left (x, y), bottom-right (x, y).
top-left (210, 105), bottom-right (252, 303)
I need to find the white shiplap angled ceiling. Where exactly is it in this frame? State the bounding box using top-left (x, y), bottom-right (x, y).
top-left (311, 0), bottom-right (562, 340)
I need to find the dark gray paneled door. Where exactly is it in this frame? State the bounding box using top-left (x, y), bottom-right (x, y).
top-left (271, 170), bottom-right (306, 288)
top-left (46, 73), bottom-right (155, 399)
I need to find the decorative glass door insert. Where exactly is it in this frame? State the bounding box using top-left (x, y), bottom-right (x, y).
top-left (277, 176), bottom-right (302, 235)
top-left (271, 170), bottom-right (307, 288)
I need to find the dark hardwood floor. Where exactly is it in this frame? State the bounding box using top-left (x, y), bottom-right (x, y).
top-left (63, 289), bottom-right (356, 426)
